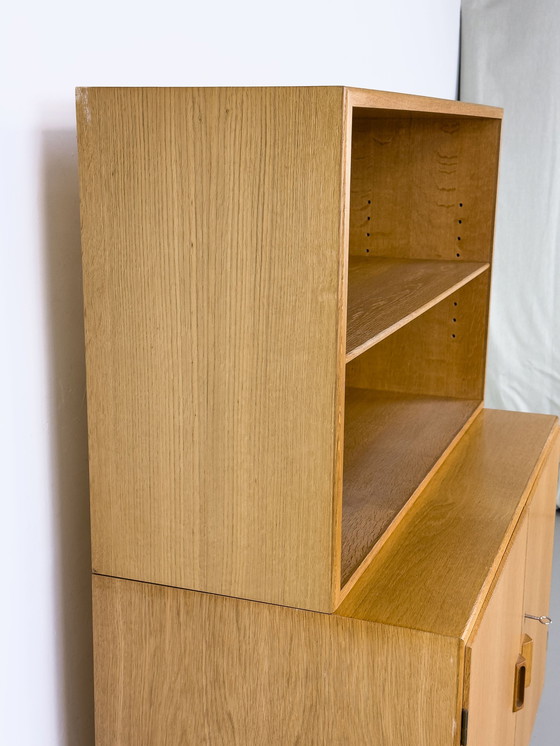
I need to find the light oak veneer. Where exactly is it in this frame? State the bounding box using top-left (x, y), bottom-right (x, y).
top-left (514, 435), bottom-right (560, 745)
top-left (78, 87), bottom-right (346, 612)
top-left (345, 257), bottom-right (489, 361)
top-left (337, 409), bottom-right (558, 633)
top-left (93, 573), bottom-right (463, 746)
top-left (77, 87), bottom-right (504, 611)
top-left (78, 87), bottom-right (560, 746)
top-left (341, 389), bottom-right (480, 585)
top-left (92, 411), bottom-right (559, 746)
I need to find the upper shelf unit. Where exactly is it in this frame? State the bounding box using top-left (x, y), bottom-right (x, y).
top-left (77, 86), bottom-right (502, 617)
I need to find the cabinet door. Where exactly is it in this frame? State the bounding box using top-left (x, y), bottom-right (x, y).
top-left (464, 516), bottom-right (528, 746)
top-left (514, 444), bottom-right (559, 746)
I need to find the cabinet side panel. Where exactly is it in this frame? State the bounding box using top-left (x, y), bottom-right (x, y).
top-left (77, 87), bottom-right (344, 611)
top-left (515, 432), bottom-right (560, 745)
top-left (93, 575), bottom-right (462, 746)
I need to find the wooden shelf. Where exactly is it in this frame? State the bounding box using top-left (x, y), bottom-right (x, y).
top-left (341, 388), bottom-right (481, 587)
top-left (346, 257), bottom-right (489, 362)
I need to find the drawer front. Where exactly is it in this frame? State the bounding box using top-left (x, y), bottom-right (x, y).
top-left (464, 516), bottom-right (528, 745)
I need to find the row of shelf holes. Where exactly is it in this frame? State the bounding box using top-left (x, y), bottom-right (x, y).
top-left (364, 202), bottom-right (465, 262)
top-left (457, 202), bottom-right (463, 257)
top-left (363, 198), bottom-right (461, 338)
top-left (453, 206), bottom-right (463, 334)
top-left (451, 301), bottom-right (458, 338)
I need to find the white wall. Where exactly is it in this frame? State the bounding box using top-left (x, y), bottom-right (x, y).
top-left (0, 2), bottom-right (460, 744)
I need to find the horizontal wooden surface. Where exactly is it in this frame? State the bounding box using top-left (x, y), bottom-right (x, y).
top-left (341, 389), bottom-right (480, 587)
top-left (345, 257), bottom-right (488, 361)
top-left (77, 86), bottom-right (346, 612)
top-left (347, 87), bottom-right (503, 119)
top-left (337, 408), bottom-right (558, 638)
top-left (346, 271), bottom-right (490, 401)
top-left (93, 574), bottom-right (462, 746)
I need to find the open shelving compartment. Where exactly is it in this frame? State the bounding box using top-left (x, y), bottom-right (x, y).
top-left (338, 93), bottom-right (502, 597)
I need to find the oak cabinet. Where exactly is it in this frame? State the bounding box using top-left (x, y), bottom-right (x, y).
top-left (77, 87), bottom-right (559, 745)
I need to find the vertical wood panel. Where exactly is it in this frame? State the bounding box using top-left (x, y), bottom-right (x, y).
top-left (77, 87), bottom-right (346, 611)
top-left (465, 517), bottom-right (528, 746)
top-left (93, 575), bottom-right (462, 746)
top-left (349, 116), bottom-right (501, 263)
top-left (515, 435), bottom-right (560, 745)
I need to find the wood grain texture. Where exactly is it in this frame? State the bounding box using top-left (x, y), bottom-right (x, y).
top-left (346, 271), bottom-right (490, 400)
top-left (93, 574), bottom-right (463, 746)
top-left (336, 409), bottom-right (558, 638)
top-left (345, 257), bottom-right (489, 360)
top-left (515, 433), bottom-right (560, 745)
top-left (341, 389), bottom-right (480, 586)
top-left (347, 87), bottom-right (503, 119)
top-left (464, 516), bottom-right (528, 746)
top-left (349, 115), bottom-right (501, 263)
top-left (77, 87), bottom-right (346, 612)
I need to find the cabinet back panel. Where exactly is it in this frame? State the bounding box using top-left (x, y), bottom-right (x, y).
top-left (349, 116), bottom-right (501, 262)
top-left (77, 87), bottom-right (346, 612)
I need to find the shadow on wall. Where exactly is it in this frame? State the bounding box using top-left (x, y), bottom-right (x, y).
top-left (42, 130), bottom-right (95, 746)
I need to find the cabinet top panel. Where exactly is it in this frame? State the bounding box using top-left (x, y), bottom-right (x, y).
top-left (336, 409), bottom-right (557, 638)
top-left (347, 87), bottom-right (503, 119)
top-left (76, 86), bottom-right (503, 120)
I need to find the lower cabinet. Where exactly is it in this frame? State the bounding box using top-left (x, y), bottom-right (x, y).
top-left (93, 576), bottom-right (462, 745)
top-left (92, 418), bottom-right (559, 745)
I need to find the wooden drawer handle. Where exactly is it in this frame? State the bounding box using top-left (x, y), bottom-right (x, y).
top-left (521, 634), bottom-right (533, 687)
top-left (525, 613), bottom-right (552, 625)
top-left (513, 655), bottom-right (527, 712)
